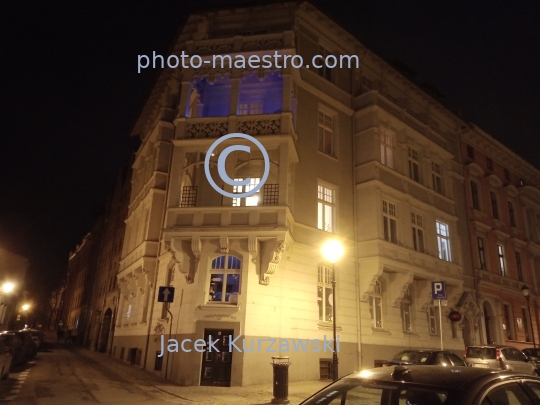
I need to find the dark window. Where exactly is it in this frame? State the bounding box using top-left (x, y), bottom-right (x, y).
top-left (471, 181), bottom-right (480, 210)
top-left (486, 157), bottom-right (493, 171)
top-left (508, 201), bottom-right (516, 227)
top-left (180, 186), bottom-right (198, 207)
top-left (263, 184), bottom-right (279, 206)
top-left (154, 351), bottom-right (163, 370)
top-left (477, 237), bottom-right (486, 270)
top-left (481, 382), bottom-right (532, 405)
top-left (516, 252), bottom-right (523, 281)
top-left (319, 358), bottom-right (333, 380)
top-left (446, 353), bottom-right (465, 366)
top-left (467, 145), bottom-right (475, 159)
top-left (504, 168), bottom-right (511, 181)
top-left (490, 191), bottom-right (499, 219)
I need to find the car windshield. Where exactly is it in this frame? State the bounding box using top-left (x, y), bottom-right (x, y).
top-left (301, 378), bottom-right (449, 405)
top-left (391, 351), bottom-right (431, 364)
top-left (466, 347), bottom-right (496, 359)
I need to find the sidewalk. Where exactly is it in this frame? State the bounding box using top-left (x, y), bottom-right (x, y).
top-left (66, 342), bottom-right (328, 404)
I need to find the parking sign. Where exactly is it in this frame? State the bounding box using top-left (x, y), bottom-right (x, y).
top-left (431, 281), bottom-right (446, 300)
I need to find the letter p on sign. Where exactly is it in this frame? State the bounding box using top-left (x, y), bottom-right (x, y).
top-left (431, 281), bottom-right (446, 300)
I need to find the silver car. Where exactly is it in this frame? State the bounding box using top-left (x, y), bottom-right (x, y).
top-left (465, 345), bottom-right (537, 375)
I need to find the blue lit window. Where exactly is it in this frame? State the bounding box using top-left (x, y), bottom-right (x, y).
top-left (209, 255), bottom-right (241, 303)
top-left (186, 76), bottom-right (231, 117)
top-left (238, 72), bottom-right (283, 115)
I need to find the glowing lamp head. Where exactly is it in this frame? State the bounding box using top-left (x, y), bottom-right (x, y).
top-left (321, 240), bottom-right (344, 263)
top-left (1, 282), bottom-right (15, 293)
top-left (21, 304), bottom-right (30, 311)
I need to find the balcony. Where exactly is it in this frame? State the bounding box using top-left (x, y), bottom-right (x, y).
top-left (175, 113), bottom-right (296, 140)
top-left (165, 206), bottom-right (291, 235)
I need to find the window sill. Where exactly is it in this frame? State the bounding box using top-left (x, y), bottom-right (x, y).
top-left (198, 304), bottom-right (241, 311)
top-left (317, 150), bottom-right (339, 162)
top-left (372, 328), bottom-right (392, 335)
top-left (317, 322), bottom-right (342, 331)
top-left (402, 331), bottom-right (420, 338)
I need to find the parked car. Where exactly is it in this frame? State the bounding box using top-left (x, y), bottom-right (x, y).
top-left (464, 345), bottom-right (538, 375)
top-left (0, 340), bottom-right (12, 380)
top-left (9, 331), bottom-right (37, 361)
top-left (299, 365), bottom-right (540, 405)
top-left (0, 332), bottom-right (26, 366)
top-left (382, 349), bottom-right (466, 367)
top-left (19, 329), bottom-right (44, 350)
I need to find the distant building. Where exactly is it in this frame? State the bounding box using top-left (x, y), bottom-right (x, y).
top-left (111, 1), bottom-right (488, 387)
top-left (461, 124), bottom-right (540, 349)
top-left (47, 280), bottom-right (65, 331)
top-left (0, 247), bottom-right (29, 330)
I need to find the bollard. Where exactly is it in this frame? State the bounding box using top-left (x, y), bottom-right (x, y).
top-left (271, 356), bottom-right (291, 404)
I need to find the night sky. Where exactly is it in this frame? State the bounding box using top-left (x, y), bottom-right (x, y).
top-left (1, 0), bottom-right (539, 316)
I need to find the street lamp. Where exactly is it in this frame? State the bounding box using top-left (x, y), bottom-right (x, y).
top-left (521, 285), bottom-right (536, 348)
top-left (1, 282), bottom-right (15, 294)
top-left (321, 239), bottom-right (344, 381)
top-left (21, 304), bottom-right (30, 311)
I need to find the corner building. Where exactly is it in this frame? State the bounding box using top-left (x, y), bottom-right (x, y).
top-left (113, 2), bottom-right (477, 386)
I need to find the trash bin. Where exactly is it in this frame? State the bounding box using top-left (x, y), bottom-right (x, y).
top-left (271, 356), bottom-right (290, 404)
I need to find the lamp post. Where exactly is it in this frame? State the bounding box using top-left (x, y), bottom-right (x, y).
top-left (521, 285), bottom-right (536, 348)
top-left (321, 240), bottom-right (344, 381)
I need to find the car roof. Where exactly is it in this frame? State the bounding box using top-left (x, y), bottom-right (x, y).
top-left (346, 365), bottom-right (530, 390)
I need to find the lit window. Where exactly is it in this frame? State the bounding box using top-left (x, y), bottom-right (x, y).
top-left (318, 111), bottom-right (334, 156)
top-left (318, 184), bottom-right (335, 232)
top-left (369, 280), bottom-right (383, 329)
top-left (432, 162), bottom-right (443, 194)
top-left (408, 147), bottom-right (419, 182)
top-left (401, 287), bottom-right (412, 332)
top-left (180, 186), bottom-right (198, 207)
top-left (382, 200), bottom-right (397, 244)
top-left (232, 178), bottom-right (260, 207)
top-left (238, 101), bottom-right (264, 115)
top-left (317, 266), bottom-right (333, 322)
top-left (436, 221), bottom-right (451, 261)
top-left (208, 255), bottom-right (241, 303)
top-left (411, 212), bottom-right (424, 253)
top-left (380, 130), bottom-right (394, 169)
top-left (497, 244), bottom-right (506, 276)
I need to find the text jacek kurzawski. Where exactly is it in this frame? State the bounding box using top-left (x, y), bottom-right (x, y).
top-left (157, 334), bottom-right (340, 357)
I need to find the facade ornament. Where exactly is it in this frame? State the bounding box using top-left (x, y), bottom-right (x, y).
top-left (259, 240), bottom-right (286, 285)
top-left (154, 322), bottom-right (166, 342)
top-left (219, 236), bottom-right (229, 253)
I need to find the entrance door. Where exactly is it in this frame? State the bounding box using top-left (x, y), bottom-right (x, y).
top-left (200, 329), bottom-right (234, 387)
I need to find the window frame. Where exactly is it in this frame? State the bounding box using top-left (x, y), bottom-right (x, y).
top-left (411, 212), bottom-right (425, 253)
top-left (503, 303), bottom-right (516, 340)
top-left (232, 177), bottom-right (261, 207)
top-left (490, 191), bottom-right (499, 219)
top-left (318, 45), bottom-right (333, 82)
top-left (207, 254), bottom-right (242, 304)
top-left (436, 220), bottom-right (451, 262)
top-left (466, 145), bottom-right (475, 159)
top-left (369, 280), bottom-right (383, 329)
top-left (431, 161), bottom-right (443, 194)
top-left (382, 200), bottom-right (398, 244)
top-left (317, 109), bottom-right (335, 157)
top-left (516, 251), bottom-right (523, 282)
top-left (497, 244), bottom-right (507, 276)
top-left (318, 183), bottom-right (336, 233)
top-left (471, 180), bottom-right (480, 210)
top-left (317, 266), bottom-right (334, 323)
top-left (401, 286), bottom-right (412, 332)
top-left (477, 237), bottom-right (487, 270)
top-left (508, 200), bottom-right (517, 227)
top-left (408, 147), bottom-right (420, 182)
top-left (427, 306), bottom-right (438, 335)
top-left (380, 129), bottom-right (394, 169)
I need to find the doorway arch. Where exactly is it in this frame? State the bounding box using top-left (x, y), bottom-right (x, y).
top-left (462, 316), bottom-right (473, 347)
top-left (98, 308), bottom-right (113, 353)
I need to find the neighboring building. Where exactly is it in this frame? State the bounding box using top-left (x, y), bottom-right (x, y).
top-left (47, 280), bottom-right (66, 331)
top-left (112, 1), bottom-right (483, 387)
top-left (62, 226), bottom-right (102, 341)
top-left (85, 167), bottom-right (131, 353)
top-left (461, 124), bottom-right (540, 349)
top-left (0, 247), bottom-right (29, 330)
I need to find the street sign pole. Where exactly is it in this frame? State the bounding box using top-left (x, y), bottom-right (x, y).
top-left (439, 299), bottom-right (443, 350)
top-left (165, 302), bottom-right (173, 381)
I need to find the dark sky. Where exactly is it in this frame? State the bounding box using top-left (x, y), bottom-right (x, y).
top-left (1, 0), bottom-right (539, 310)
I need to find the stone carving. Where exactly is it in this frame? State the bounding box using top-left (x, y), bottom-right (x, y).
top-left (219, 236), bottom-right (229, 254)
top-left (237, 118), bottom-right (280, 135)
top-left (191, 65), bottom-right (231, 83)
top-left (194, 39), bottom-right (233, 55)
top-left (243, 37), bottom-right (283, 51)
top-left (154, 322), bottom-right (165, 342)
top-left (186, 120), bottom-right (229, 139)
top-left (259, 240), bottom-right (286, 285)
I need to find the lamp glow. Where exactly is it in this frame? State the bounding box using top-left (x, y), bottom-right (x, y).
top-left (1, 282), bottom-right (15, 293)
top-left (321, 240), bottom-right (344, 263)
top-left (21, 304), bottom-right (30, 311)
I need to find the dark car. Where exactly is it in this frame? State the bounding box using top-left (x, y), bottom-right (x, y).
top-left (10, 331), bottom-right (37, 361)
top-left (523, 348), bottom-right (540, 365)
top-left (0, 340), bottom-right (12, 380)
top-left (382, 349), bottom-right (466, 367)
top-left (0, 332), bottom-right (26, 366)
top-left (299, 365), bottom-right (540, 405)
top-left (19, 329), bottom-right (44, 350)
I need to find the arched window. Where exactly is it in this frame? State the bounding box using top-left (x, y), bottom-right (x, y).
top-left (208, 255), bottom-right (241, 303)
